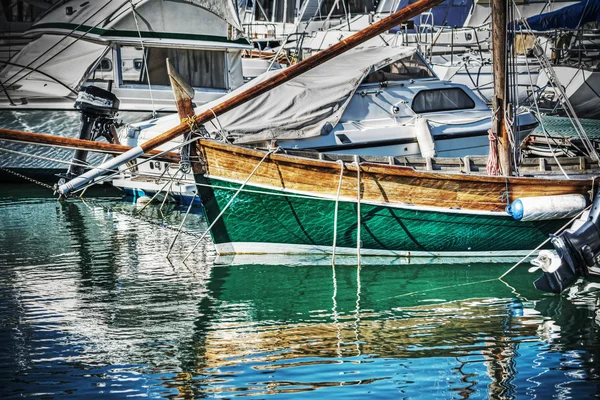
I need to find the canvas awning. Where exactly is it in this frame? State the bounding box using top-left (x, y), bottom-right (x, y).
top-left (137, 46), bottom-right (417, 144)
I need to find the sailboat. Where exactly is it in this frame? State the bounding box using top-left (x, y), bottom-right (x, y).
top-left (51, 0), bottom-right (600, 293)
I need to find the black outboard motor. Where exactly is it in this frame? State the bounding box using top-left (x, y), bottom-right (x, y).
top-left (62, 86), bottom-right (120, 179)
top-left (532, 192), bottom-right (600, 293)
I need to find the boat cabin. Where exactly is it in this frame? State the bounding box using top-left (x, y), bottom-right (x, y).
top-left (0, 0), bottom-right (251, 113)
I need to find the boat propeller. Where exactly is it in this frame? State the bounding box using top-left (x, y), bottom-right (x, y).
top-left (530, 192), bottom-right (600, 293)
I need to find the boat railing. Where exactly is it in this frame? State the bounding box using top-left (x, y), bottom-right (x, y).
top-left (278, 147), bottom-right (600, 176)
top-left (243, 22), bottom-right (279, 42)
top-left (395, 25), bottom-right (490, 61)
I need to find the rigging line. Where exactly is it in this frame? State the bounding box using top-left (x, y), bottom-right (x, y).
top-left (159, 176), bottom-right (178, 217)
top-left (331, 160), bottom-right (345, 265)
top-left (0, 146), bottom-right (123, 175)
top-left (78, 196), bottom-right (207, 240)
top-left (514, 4), bottom-right (599, 162)
top-left (67, 132), bottom-right (201, 196)
top-left (165, 192), bottom-right (196, 259)
top-left (128, 0), bottom-right (156, 119)
top-left (522, 51), bottom-right (571, 179)
top-left (1, 0), bottom-right (121, 90)
top-left (498, 204), bottom-right (592, 280)
top-left (390, 278), bottom-right (498, 299)
top-left (181, 148), bottom-right (277, 263)
top-left (354, 155), bottom-right (361, 266)
top-left (134, 177), bottom-right (175, 215)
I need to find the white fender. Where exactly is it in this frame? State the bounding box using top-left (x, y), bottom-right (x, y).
top-left (415, 117), bottom-right (436, 158)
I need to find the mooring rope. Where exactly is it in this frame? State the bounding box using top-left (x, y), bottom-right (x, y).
top-left (331, 160), bottom-right (345, 266)
top-left (182, 148), bottom-right (277, 263)
top-left (355, 155), bottom-right (362, 266)
top-left (386, 205), bottom-right (593, 300)
top-left (165, 195), bottom-right (196, 259)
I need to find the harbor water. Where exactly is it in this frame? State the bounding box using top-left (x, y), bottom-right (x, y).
top-left (0, 184), bottom-right (599, 398)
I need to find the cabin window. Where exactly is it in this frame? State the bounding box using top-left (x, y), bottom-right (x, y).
top-left (121, 46), bottom-right (227, 90)
top-left (362, 53), bottom-right (435, 84)
top-left (89, 57), bottom-right (113, 81)
top-left (412, 88), bottom-right (475, 113)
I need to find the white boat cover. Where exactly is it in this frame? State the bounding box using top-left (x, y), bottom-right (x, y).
top-left (29, 0), bottom-right (242, 39)
top-left (197, 46), bottom-right (416, 143)
top-left (183, 0), bottom-right (242, 31)
top-left (0, 35), bottom-right (107, 97)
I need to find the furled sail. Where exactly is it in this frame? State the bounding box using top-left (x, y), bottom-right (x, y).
top-left (526, 0), bottom-right (600, 30)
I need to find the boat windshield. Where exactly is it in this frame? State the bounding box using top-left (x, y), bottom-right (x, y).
top-left (120, 45), bottom-right (227, 90)
top-left (362, 53), bottom-right (435, 84)
top-left (412, 88), bottom-right (475, 113)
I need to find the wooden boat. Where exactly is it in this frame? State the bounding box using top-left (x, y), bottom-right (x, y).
top-left (191, 139), bottom-right (594, 258)
top-left (51, 0), bottom-right (599, 268)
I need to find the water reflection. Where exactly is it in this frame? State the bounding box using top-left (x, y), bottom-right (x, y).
top-left (0, 185), bottom-right (599, 398)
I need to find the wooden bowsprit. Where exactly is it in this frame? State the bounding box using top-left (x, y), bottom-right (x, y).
top-left (0, 128), bottom-right (180, 162)
top-left (55, 0), bottom-right (446, 196)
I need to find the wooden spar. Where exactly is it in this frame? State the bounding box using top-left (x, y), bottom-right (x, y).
top-left (55, 0), bottom-right (446, 196)
top-left (0, 128), bottom-right (180, 162)
top-left (491, 0), bottom-right (511, 176)
top-left (140, 0), bottom-right (444, 153)
top-left (167, 58), bottom-right (195, 121)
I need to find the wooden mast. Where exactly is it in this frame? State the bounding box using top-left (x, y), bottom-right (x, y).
top-left (491, 0), bottom-right (512, 176)
top-left (166, 58), bottom-right (195, 121)
top-left (57, 0), bottom-right (446, 195)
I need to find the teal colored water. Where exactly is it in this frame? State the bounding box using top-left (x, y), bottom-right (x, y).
top-left (1, 184), bottom-right (600, 398)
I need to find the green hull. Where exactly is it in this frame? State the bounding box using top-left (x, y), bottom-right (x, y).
top-left (196, 175), bottom-right (564, 256)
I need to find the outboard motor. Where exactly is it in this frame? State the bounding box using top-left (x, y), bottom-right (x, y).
top-left (62, 85), bottom-right (120, 179)
top-left (531, 192), bottom-right (600, 293)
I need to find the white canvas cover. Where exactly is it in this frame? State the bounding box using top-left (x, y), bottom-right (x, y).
top-left (0, 35), bottom-right (107, 97)
top-left (183, 0), bottom-right (242, 31)
top-left (198, 46), bottom-right (416, 143)
top-left (30, 0), bottom-right (242, 40)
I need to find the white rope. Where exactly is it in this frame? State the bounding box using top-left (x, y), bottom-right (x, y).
top-left (182, 149), bottom-right (276, 263)
top-left (0, 146), bottom-right (124, 175)
top-left (135, 171), bottom-right (179, 215)
top-left (166, 195), bottom-right (196, 259)
top-left (331, 160), bottom-right (345, 265)
top-left (354, 155), bottom-right (361, 266)
top-left (129, 0), bottom-right (157, 119)
top-left (330, 262), bottom-right (343, 358)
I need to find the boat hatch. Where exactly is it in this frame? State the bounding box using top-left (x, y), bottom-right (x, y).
top-left (412, 87), bottom-right (476, 113)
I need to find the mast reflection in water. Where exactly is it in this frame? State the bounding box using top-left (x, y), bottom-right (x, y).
top-left (0, 184), bottom-right (598, 398)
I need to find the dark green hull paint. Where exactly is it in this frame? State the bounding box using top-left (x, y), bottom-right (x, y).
top-left (196, 175), bottom-right (563, 254)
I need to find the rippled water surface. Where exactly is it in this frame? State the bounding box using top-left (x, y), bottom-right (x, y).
top-left (1, 184), bottom-right (600, 399)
